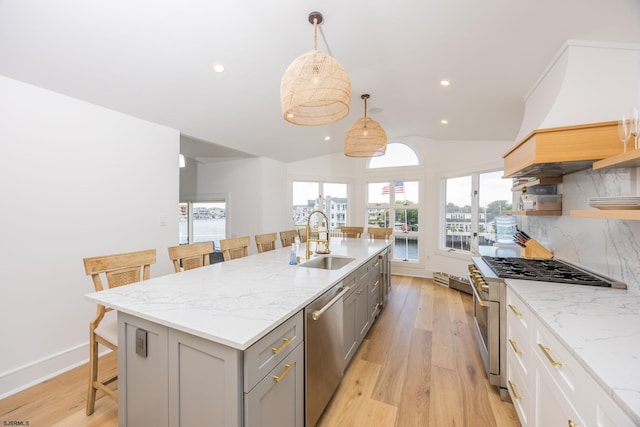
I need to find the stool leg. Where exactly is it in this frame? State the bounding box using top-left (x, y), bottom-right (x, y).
top-left (86, 336), bottom-right (98, 415)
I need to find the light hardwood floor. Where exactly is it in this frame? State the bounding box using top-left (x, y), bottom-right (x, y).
top-left (0, 276), bottom-right (521, 427)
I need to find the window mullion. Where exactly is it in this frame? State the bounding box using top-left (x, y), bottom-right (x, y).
top-left (470, 173), bottom-right (480, 252)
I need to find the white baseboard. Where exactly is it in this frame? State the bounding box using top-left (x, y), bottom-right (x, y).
top-left (0, 343), bottom-right (105, 400)
top-left (391, 264), bottom-right (431, 278)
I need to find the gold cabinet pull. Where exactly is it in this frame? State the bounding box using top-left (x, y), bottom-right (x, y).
top-left (508, 380), bottom-right (522, 400)
top-left (538, 343), bottom-right (563, 367)
top-left (568, 420), bottom-right (578, 427)
top-left (508, 304), bottom-right (523, 317)
top-left (373, 280), bottom-right (379, 287)
top-left (273, 363), bottom-right (294, 383)
top-left (271, 337), bottom-right (292, 354)
top-left (356, 289), bottom-right (363, 295)
top-left (508, 338), bottom-right (523, 355)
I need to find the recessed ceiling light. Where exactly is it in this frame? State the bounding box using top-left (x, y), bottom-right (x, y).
top-left (440, 80), bottom-right (450, 87)
top-left (324, 136), bottom-right (331, 141)
top-left (441, 119), bottom-right (448, 124)
top-left (213, 64), bottom-right (225, 73)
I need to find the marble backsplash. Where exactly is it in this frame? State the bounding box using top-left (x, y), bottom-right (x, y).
top-left (520, 167), bottom-right (640, 293)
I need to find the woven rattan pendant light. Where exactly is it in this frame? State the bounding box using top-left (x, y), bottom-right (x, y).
top-left (344, 94), bottom-right (387, 157)
top-left (280, 11), bottom-right (351, 126)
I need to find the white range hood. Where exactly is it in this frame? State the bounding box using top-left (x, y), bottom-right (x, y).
top-left (516, 40), bottom-right (640, 142)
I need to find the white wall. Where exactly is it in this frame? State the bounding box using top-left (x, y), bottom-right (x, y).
top-left (179, 155), bottom-right (198, 201)
top-left (0, 76), bottom-right (179, 398)
top-left (196, 157), bottom-right (288, 253)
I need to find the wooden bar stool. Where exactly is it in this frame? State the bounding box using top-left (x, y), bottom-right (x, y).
top-left (219, 236), bottom-right (250, 261)
top-left (368, 227), bottom-right (393, 240)
top-left (279, 230), bottom-right (298, 247)
top-left (255, 232), bottom-right (277, 253)
top-left (296, 228), bottom-right (308, 243)
top-left (168, 241), bottom-right (214, 272)
top-left (340, 226), bottom-right (364, 238)
top-left (82, 249), bottom-right (156, 415)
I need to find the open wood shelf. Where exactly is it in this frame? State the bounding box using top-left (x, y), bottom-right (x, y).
top-left (511, 176), bottom-right (563, 192)
top-left (504, 210), bottom-right (562, 216)
top-left (570, 209), bottom-right (640, 220)
top-left (592, 148), bottom-right (640, 170)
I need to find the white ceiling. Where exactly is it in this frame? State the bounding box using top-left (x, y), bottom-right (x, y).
top-left (1, 0), bottom-right (640, 163)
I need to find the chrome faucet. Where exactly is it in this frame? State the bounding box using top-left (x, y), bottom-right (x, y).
top-left (306, 210), bottom-right (331, 260)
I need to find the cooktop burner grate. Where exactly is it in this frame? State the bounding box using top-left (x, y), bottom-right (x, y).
top-left (480, 256), bottom-right (614, 287)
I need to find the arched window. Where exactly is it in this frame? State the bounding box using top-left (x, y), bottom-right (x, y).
top-left (367, 142), bottom-right (419, 168)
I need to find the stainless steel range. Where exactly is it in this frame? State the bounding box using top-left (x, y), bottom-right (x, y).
top-left (468, 256), bottom-right (625, 401)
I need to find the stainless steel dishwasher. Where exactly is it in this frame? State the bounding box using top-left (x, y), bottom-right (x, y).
top-left (305, 281), bottom-right (350, 427)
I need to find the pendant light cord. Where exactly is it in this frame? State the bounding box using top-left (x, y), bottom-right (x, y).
top-left (316, 24), bottom-right (335, 57)
top-left (313, 18), bottom-right (318, 50)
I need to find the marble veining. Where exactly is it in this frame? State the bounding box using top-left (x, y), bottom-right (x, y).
top-left (507, 279), bottom-right (640, 424)
top-left (86, 239), bottom-right (389, 350)
top-left (521, 167), bottom-right (640, 294)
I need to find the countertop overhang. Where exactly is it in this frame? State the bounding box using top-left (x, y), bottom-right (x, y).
top-left (86, 239), bottom-right (390, 351)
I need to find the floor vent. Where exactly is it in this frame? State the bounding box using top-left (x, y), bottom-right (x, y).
top-left (433, 272), bottom-right (450, 287)
top-left (449, 276), bottom-right (472, 295)
top-left (433, 272), bottom-right (472, 295)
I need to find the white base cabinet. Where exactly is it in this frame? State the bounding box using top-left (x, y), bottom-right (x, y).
top-left (533, 361), bottom-right (585, 427)
top-left (118, 310), bottom-right (303, 427)
top-left (506, 288), bottom-right (635, 427)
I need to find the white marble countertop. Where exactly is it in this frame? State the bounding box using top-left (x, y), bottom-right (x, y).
top-left (86, 238), bottom-right (389, 351)
top-left (506, 279), bottom-right (640, 425)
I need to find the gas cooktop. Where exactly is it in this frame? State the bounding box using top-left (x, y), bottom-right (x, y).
top-left (480, 256), bottom-right (625, 288)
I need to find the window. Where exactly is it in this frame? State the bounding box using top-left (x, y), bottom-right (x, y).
top-left (444, 176), bottom-right (472, 251)
top-left (443, 171), bottom-right (512, 253)
top-left (367, 180), bottom-right (419, 261)
top-left (478, 171), bottom-right (513, 254)
top-left (368, 142), bottom-right (419, 169)
top-left (179, 201), bottom-right (226, 249)
top-left (292, 181), bottom-right (348, 230)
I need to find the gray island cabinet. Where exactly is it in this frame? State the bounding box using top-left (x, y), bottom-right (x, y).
top-left (87, 239), bottom-right (390, 427)
top-left (342, 251), bottom-right (386, 368)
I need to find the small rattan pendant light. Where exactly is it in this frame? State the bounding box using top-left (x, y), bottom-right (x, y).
top-left (280, 11), bottom-right (351, 126)
top-left (344, 94), bottom-right (387, 157)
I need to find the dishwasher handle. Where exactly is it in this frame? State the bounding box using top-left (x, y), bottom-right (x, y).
top-left (311, 286), bottom-right (350, 321)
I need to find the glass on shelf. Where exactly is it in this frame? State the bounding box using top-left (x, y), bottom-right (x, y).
top-left (618, 114), bottom-right (631, 153)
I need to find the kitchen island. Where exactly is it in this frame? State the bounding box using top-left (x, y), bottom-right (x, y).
top-left (86, 238), bottom-right (390, 427)
top-left (506, 279), bottom-right (640, 426)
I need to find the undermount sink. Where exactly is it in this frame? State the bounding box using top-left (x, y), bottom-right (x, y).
top-left (299, 256), bottom-right (355, 270)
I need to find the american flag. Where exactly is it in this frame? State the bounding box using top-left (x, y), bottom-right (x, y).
top-left (381, 181), bottom-right (404, 194)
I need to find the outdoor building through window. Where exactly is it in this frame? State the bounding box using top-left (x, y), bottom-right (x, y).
top-left (292, 181), bottom-right (348, 231)
top-left (443, 171), bottom-right (512, 253)
top-left (179, 201), bottom-right (226, 249)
